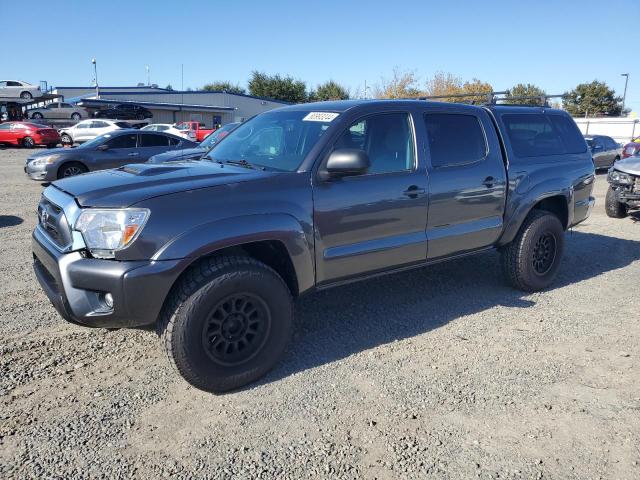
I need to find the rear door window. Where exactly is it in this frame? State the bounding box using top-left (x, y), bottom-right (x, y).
top-left (424, 113), bottom-right (487, 168)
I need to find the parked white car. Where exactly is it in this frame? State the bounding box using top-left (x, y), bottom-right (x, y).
top-left (0, 80), bottom-right (43, 100)
top-left (141, 123), bottom-right (183, 137)
top-left (59, 119), bottom-right (130, 144)
top-left (29, 102), bottom-right (88, 121)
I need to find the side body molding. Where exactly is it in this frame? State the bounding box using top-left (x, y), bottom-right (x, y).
top-left (152, 214), bottom-right (315, 295)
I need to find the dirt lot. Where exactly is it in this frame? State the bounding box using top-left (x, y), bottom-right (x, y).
top-left (0, 147), bottom-right (638, 479)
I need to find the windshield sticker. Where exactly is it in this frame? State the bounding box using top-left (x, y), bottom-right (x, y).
top-left (303, 112), bottom-right (339, 122)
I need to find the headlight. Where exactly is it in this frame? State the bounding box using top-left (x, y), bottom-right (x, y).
top-left (31, 155), bottom-right (60, 166)
top-left (608, 170), bottom-right (633, 185)
top-left (74, 209), bottom-right (149, 259)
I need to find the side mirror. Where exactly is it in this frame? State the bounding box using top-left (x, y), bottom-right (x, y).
top-left (97, 144), bottom-right (109, 151)
top-left (323, 149), bottom-right (369, 179)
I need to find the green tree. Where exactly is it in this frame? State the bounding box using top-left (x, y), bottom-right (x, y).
top-left (312, 80), bottom-right (350, 101)
top-left (164, 84), bottom-right (174, 91)
top-left (202, 81), bottom-right (246, 95)
top-left (248, 71), bottom-right (308, 103)
top-left (424, 72), bottom-right (493, 103)
top-left (505, 83), bottom-right (546, 105)
top-left (563, 80), bottom-right (622, 116)
top-left (375, 68), bottom-right (422, 99)
top-left (458, 78), bottom-right (493, 104)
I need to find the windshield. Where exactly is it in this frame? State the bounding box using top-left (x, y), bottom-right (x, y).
top-left (204, 111), bottom-right (337, 171)
top-left (200, 123), bottom-right (239, 148)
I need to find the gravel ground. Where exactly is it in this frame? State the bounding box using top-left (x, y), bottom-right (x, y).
top-left (0, 147), bottom-right (638, 479)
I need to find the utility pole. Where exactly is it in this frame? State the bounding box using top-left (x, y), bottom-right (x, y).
top-left (146, 65), bottom-right (150, 86)
top-left (621, 73), bottom-right (629, 115)
top-left (91, 58), bottom-right (99, 98)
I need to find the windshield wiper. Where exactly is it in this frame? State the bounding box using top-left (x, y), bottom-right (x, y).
top-left (223, 159), bottom-right (266, 170)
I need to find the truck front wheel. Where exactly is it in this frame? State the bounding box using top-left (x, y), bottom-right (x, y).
top-left (501, 210), bottom-right (565, 292)
top-left (605, 187), bottom-right (628, 218)
top-left (158, 255), bottom-right (293, 393)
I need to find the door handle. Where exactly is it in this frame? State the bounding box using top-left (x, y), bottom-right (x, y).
top-left (128, 152), bottom-right (139, 156)
top-left (403, 185), bottom-right (426, 198)
top-left (482, 176), bottom-right (495, 188)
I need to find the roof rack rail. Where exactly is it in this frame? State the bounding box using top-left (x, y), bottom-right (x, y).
top-left (420, 91), bottom-right (567, 107)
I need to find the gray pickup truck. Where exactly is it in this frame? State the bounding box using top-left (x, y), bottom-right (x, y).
top-left (32, 100), bottom-right (595, 392)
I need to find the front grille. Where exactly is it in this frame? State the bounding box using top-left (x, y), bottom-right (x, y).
top-left (37, 196), bottom-right (72, 250)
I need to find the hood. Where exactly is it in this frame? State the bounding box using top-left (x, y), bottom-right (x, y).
top-left (27, 147), bottom-right (72, 159)
top-left (613, 157), bottom-right (640, 176)
top-left (52, 161), bottom-right (274, 208)
top-left (147, 147), bottom-right (206, 164)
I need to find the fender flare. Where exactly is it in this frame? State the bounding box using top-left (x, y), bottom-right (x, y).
top-left (498, 181), bottom-right (572, 246)
top-left (153, 213), bottom-right (315, 295)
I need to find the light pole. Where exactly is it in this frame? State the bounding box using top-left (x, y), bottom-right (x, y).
top-left (146, 65), bottom-right (150, 86)
top-left (621, 73), bottom-right (629, 115)
top-left (92, 58), bottom-right (99, 98)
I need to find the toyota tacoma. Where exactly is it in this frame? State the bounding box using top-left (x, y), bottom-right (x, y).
top-left (31, 100), bottom-right (595, 393)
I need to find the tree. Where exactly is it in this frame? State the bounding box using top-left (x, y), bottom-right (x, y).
top-left (458, 78), bottom-right (493, 104)
top-left (202, 81), bottom-right (246, 95)
top-left (312, 80), bottom-right (350, 101)
top-left (164, 84), bottom-right (174, 91)
top-left (424, 72), bottom-right (493, 103)
top-left (505, 83), bottom-right (546, 105)
top-left (563, 80), bottom-right (622, 117)
top-left (374, 68), bottom-right (421, 99)
top-left (248, 71), bottom-right (308, 103)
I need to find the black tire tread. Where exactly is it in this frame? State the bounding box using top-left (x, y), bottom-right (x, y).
top-left (157, 255), bottom-right (292, 393)
top-left (501, 210), bottom-right (564, 292)
top-left (605, 187), bottom-right (628, 218)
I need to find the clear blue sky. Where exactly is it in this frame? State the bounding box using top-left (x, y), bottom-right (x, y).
top-left (2, 0), bottom-right (639, 111)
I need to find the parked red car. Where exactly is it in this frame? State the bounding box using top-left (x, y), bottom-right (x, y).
top-left (0, 122), bottom-right (60, 148)
top-left (621, 141), bottom-right (640, 158)
top-left (175, 121), bottom-right (215, 142)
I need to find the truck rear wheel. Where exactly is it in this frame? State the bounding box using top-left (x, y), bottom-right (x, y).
top-left (501, 210), bottom-right (565, 292)
top-left (158, 255), bottom-right (293, 393)
top-left (605, 186), bottom-right (628, 218)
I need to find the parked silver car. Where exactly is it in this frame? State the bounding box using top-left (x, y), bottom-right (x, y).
top-left (29, 103), bottom-right (88, 121)
top-left (585, 135), bottom-right (622, 169)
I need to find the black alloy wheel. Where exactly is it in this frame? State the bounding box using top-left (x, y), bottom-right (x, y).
top-left (203, 293), bottom-right (271, 366)
top-left (531, 232), bottom-right (556, 275)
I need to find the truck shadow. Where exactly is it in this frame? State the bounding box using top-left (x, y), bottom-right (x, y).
top-left (0, 215), bottom-right (24, 228)
top-left (254, 230), bottom-right (640, 388)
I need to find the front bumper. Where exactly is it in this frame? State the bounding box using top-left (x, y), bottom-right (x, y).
top-left (24, 162), bottom-right (54, 181)
top-left (32, 226), bottom-right (184, 328)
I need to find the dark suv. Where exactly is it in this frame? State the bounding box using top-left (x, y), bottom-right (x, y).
top-left (94, 103), bottom-right (153, 120)
top-left (31, 100), bottom-right (595, 393)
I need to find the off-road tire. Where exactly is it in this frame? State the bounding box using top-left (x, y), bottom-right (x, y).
top-left (501, 210), bottom-right (565, 292)
top-left (158, 255), bottom-right (293, 393)
top-left (605, 186), bottom-right (628, 218)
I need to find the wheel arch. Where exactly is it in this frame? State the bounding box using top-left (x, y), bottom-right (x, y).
top-left (153, 214), bottom-right (315, 298)
top-left (56, 159), bottom-right (89, 178)
top-left (498, 192), bottom-right (570, 246)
